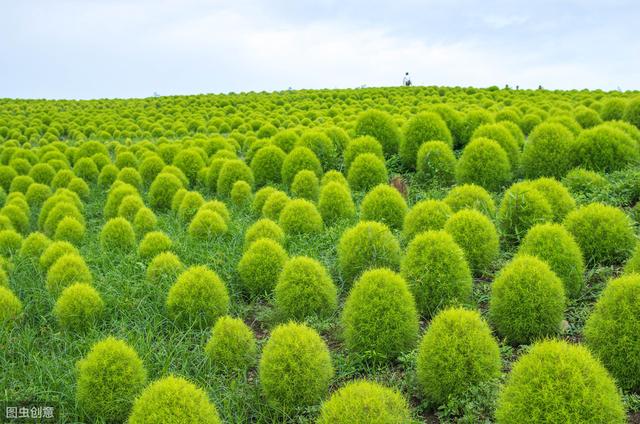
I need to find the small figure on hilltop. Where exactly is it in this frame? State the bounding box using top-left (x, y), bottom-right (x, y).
top-left (403, 72), bottom-right (412, 87)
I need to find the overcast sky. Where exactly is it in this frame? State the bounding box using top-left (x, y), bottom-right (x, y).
top-left (2, 0), bottom-right (639, 99)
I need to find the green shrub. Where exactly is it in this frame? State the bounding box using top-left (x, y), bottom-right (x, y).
top-left (54, 216), bottom-right (86, 245)
top-left (117, 167), bottom-right (143, 191)
top-left (402, 199), bottom-right (452, 241)
top-left (244, 219), bottom-right (284, 250)
top-left (401, 230), bottom-right (472, 317)
top-left (624, 96), bottom-right (640, 128)
top-left (177, 191), bottom-right (205, 223)
top-left (498, 182), bottom-right (553, 242)
top-left (278, 198), bottom-right (323, 235)
top-left (572, 124), bottom-right (639, 172)
top-left (39, 240), bottom-right (79, 271)
top-left (296, 130), bottom-right (337, 168)
top-left (217, 159), bottom-right (254, 197)
top-left (148, 173), bottom-right (183, 211)
top-left (0, 165), bottom-right (16, 191)
top-left (43, 202), bottom-right (83, 237)
top-left (230, 180), bottom-right (252, 208)
top-left (138, 155), bottom-right (166, 186)
top-left (445, 184), bottom-right (495, 217)
top-left (53, 283), bottom-right (104, 330)
top-left (133, 207), bottom-right (157, 236)
top-left (205, 158), bottom-right (228, 192)
top-left (137, 231), bottom-right (172, 260)
top-left (100, 217), bottom-right (136, 252)
top-left (0, 229), bottom-right (22, 256)
top-left (259, 322), bottom-right (334, 411)
top-left (471, 123), bottom-right (520, 171)
top-left (563, 167), bottom-right (609, 197)
top-left (342, 268), bottom-right (418, 360)
top-left (128, 376), bottom-right (221, 424)
top-left (73, 157), bottom-right (99, 182)
top-left (46, 253), bottom-right (92, 296)
top-left (104, 182), bottom-right (138, 219)
top-left (518, 223), bottom-right (584, 299)
top-left (347, 153), bottom-right (388, 192)
top-left (444, 209), bottom-right (499, 276)
top-left (281, 147), bottom-right (322, 186)
top-left (584, 274), bottom-right (640, 391)
top-left (188, 210), bottom-right (227, 240)
top-left (252, 186), bottom-right (277, 215)
top-left (274, 256), bottom-right (337, 320)
top-left (67, 177), bottom-right (90, 200)
top-left (337, 221), bottom-right (401, 286)
top-left (495, 340), bottom-right (625, 424)
top-left (19, 231), bottom-right (50, 260)
top-left (318, 181), bottom-right (355, 224)
top-left (0, 286), bottom-right (22, 327)
top-left (28, 163), bottom-right (55, 185)
top-left (166, 265), bottom-right (229, 328)
top-left (117, 194), bottom-right (145, 222)
top-left (343, 136), bottom-right (384, 171)
top-left (146, 251), bottom-right (184, 285)
top-left (76, 337), bottom-right (147, 422)
top-left (521, 123), bottom-right (575, 179)
top-left (9, 175), bottom-right (33, 194)
top-left (416, 140), bottom-right (456, 185)
top-left (575, 106), bottom-right (603, 129)
top-left (528, 177), bottom-right (576, 221)
top-left (456, 138), bottom-right (512, 192)
top-left (199, 200), bottom-right (230, 224)
top-left (400, 112), bottom-right (452, 169)
top-left (261, 190), bottom-right (290, 221)
top-left (317, 380), bottom-right (411, 424)
top-left (172, 148), bottom-right (204, 185)
top-left (251, 145), bottom-right (286, 186)
top-left (417, 307), bottom-right (501, 407)
top-left (237, 238), bottom-right (288, 297)
top-left (204, 316), bottom-right (257, 372)
top-left (272, 129), bottom-right (299, 152)
top-left (360, 184), bottom-right (407, 230)
top-left (290, 169), bottom-right (319, 201)
top-left (354, 110), bottom-right (402, 155)
top-left (320, 170), bottom-right (348, 187)
top-left (98, 164), bottom-right (119, 188)
top-left (489, 255), bottom-right (565, 345)
top-left (25, 182), bottom-right (51, 207)
top-left (564, 202), bottom-right (635, 265)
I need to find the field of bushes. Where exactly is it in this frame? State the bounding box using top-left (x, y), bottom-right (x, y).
top-left (1, 86), bottom-right (640, 423)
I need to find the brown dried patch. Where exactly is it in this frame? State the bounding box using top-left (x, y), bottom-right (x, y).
top-left (389, 176), bottom-right (408, 199)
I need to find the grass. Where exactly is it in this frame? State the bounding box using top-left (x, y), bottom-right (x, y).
top-left (1, 161), bottom-right (639, 423)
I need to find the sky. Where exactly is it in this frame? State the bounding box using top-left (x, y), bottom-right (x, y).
top-left (1, 0), bottom-right (639, 99)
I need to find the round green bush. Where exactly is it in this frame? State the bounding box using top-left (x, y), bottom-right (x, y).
top-left (320, 170), bottom-right (348, 187)
top-left (75, 337), bottom-right (147, 422)
top-left (39, 240), bottom-right (79, 271)
top-left (28, 162), bottom-right (56, 185)
top-left (360, 184), bottom-right (407, 230)
top-left (272, 129), bottom-right (299, 152)
top-left (444, 184), bottom-right (496, 217)
top-left (117, 167), bottom-right (143, 191)
top-left (98, 164), bottom-right (119, 187)
top-left (133, 207), bottom-right (157, 236)
top-left (521, 122), bottom-right (575, 179)
top-left (401, 230), bottom-right (472, 317)
top-left (0, 165), bottom-right (16, 192)
top-left (0, 229), bottom-right (22, 256)
top-left (495, 340), bottom-right (625, 424)
top-left (563, 167), bottom-right (609, 197)
top-left (563, 202), bottom-right (635, 265)
top-left (100, 217), bottom-right (136, 252)
top-left (172, 148), bottom-right (205, 185)
top-left (146, 251), bottom-right (184, 285)
top-left (67, 177), bottom-right (90, 200)
top-left (354, 110), bottom-right (402, 156)
top-left (53, 283), bottom-right (104, 330)
top-left (416, 140), bottom-right (456, 185)
top-left (290, 169), bottom-right (320, 201)
top-left (188, 209), bottom-right (228, 240)
top-left (204, 315), bottom-right (257, 372)
top-left (46, 253), bottom-right (92, 296)
top-left (600, 98), bottom-right (627, 121)
top-left (217, 159), bottom-right (254, 197)
top-left (498, 182), bottom-right (553, 242)
top-left (575, 106), bottom-right (603, 129)
top-left (9, 175), bottom-right (33, 194)
top-left (317, 380), bottom-right (411, 424)
top-left (19, 231), bottom-right (50, 260)
top-left (281, 147), bottom-right (323, 186)
top-left (138, 231), bottom-right (172, 260)
top-left (259, 322), bottom-right (334, 411)
top-left (252, 186), bottom-right (277, 215)
top-left (528, 177), bottom-right (576, 221)
top-left (261, 190), bottom-right (290, 221)
top-left (342, 268), bottom-right (419, 360)
top-left (230, 180), bottom-right (252, 208)
top-left (0, 286), bottom-right (22, 327)
top-left (278, 198), bottom-right (323, 235)
top-left (347, 153), bottom-right (388, 192)
top-left (25, 182), bottom-right (51, 207)
top-left (343, 136), bottom-right (385, 171)
top-left (456, 138), bottom-right (512, 192)
top-left (518, 223), bottom-right (584, 299)
top-left (250, 145), bottom-right (286, 186)
top-left (138, 155), bottom-right (165, 186)
top-left (400, 112), bottom-right (452, 169)
top-left (417, 307), bottom-right (501, 406)
top-left (104, 182), bottom-right (138, 219)
top-left (43, 202), bottom-right (83, 237)
top-left (584, 274), bottom-right (640, 391)
top-left (199, 200), bottom-right (231, 224)
top-left (128, 375), bottom-right (221, 424)
top-left (489, 255), bottom-right (565, 345)
top-left (244, 219), bottom-right (284, 250)
top-left (237, 238), bottom-right (288, 297)
top-left (2, 206), bottom-right (28, 236)
top-left (117, 194), bottom-right (145, 222)
top-left (471, 123), bottom-right (520, 171)
top-left (402, 199), bottom-right (452, 242)
top-left (274, 256), bottom-right (337, 320)
top-left (444, 209), bottom-right (499, 276)
top-left (318, 181), bottom-right (355, 224)
top-left (296, 130), bottom-right (337, 168)
top-left (73, 157), bottom-right (99, 182)
top-left (572, 124), bottom-right (639, 172)
top-left (205, 158), bottom-right (228, 192)
top-left (624, 96), bottom-right (640, 128)
top-left (166, 265), bottom-right (229, 328)
top-left (177, 191), bottom-right (205, 222)
top-left (148, 172), bottom-right (183, 211)
top-left (54, 216), bottom-right (86, 245)
top-left (337, 221), bottom-right (401, 286)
